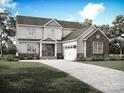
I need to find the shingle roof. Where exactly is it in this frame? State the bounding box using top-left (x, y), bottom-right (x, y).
top-left (16, 15), bottom-right (83, 29)
top-left (63, 26), bottom-right (90, 41)
top-left (57, 20), bottom-right (83, 29)
top-left (16, 16), bottom-right (51, 26)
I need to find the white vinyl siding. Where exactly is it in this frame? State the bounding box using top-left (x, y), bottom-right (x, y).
top-left (18, 43), bottom-right (27, 53)
top-left (44, 27), bottom-right (62, 40)
top-left (17, 26), bottom-right (42, 39)
top-left (93, 42), bottom-right (103, 54)
top-left (27, 27), bottom-right (36, 37)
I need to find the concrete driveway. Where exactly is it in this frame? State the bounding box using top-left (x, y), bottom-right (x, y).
top-left (20, 60), bottom-right (124, 93)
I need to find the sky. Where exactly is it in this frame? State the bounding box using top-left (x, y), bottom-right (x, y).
top-left (0, 0), bottom-right (124, 25)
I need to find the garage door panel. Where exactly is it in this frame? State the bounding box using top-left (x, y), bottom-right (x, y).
top-left (64, 48), bottom-right (77, 60)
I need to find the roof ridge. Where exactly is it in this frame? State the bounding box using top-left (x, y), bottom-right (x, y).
top-left (57, 19), bottom-right (81, 24)
top-left (16, 15), bottom-right (52, 20)
top-left (17, 15), bottom-right (81, 24)
top-left (16, 15), bottom-right (83, 29)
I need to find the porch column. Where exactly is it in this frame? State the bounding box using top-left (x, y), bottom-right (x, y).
top-left (84, 40), bottom-right (86, 58)
top-left (40, 40), bottom-right (42, 58)
top-left (55, 42), bottom-right (57, 57)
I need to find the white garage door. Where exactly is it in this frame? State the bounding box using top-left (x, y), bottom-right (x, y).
top-left (64, 47), bottom-right (77, 60)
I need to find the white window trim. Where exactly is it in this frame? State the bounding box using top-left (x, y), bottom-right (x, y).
top-left (93, 42), bottom-right (103, 54)
top-left (27, 27), bottom-right (36, 38)
top-left (27, 43), bottom-right (38, 53)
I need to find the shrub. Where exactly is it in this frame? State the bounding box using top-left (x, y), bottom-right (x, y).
top-left (90, 56), bottom-right (104, 61)
top-left (0, 56), bottom-right (5, 60)
top-left (85, 57), bottom-right (92, 61)
top-left (120, 57), bottom-right (124, 60)
top-left (76, 57), bottom-right (85, 61)
top-left (91, 56), bottom-right (97, 61)
top-left (109, 56), bottom-right (118, 61)
top-left (104, 57), bottom-right (111, 61)
top-left (6, 55), bottom-right (14, 61)
top-left (6, 55), bottom-right (18, 61)
top-left (97, 56), bottom-right (104, 61)
top-left (7, 46), bottom-right (16, 55)
top-left (104, 56), bottom-right (124, 61)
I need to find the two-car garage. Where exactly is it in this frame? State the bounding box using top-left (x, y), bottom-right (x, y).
top-left (63, 42), bottom-right (77, 60)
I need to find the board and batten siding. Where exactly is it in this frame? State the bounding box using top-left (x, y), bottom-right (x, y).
top-left (44, 27), bottom-right (62, 40)
top-left (17, 26), bottom-right (43, 39)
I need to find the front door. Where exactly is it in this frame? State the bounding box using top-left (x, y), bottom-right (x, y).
top-left (42, 44), bottom-right (55, 56)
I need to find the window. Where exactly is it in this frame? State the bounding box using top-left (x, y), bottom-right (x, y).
top-left (93, 42), bottom-right (103, 54)
top-left (65, 46), bottom-right (68, 49)
top-left (73, 45), bottom-right (77, 48)
top-left (27, 43), bottom-right (31, 52)
top-left (27, 43), bottom-right (38, 53)
top-left (27, 27), bottom-right (36, 37)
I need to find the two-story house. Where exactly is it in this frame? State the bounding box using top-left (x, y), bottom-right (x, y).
top-left (16, 15), bottom-right (109, 60)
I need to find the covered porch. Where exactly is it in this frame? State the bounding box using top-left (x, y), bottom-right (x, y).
top-left (40, 38), bottom-right (57, 59)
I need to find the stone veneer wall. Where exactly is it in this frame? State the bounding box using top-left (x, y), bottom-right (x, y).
top-left (86, 30), bottom-right (109, 57)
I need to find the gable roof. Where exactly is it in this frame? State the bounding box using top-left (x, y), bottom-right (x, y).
top-left (16, 15), bottom-right (83, 29)
top-left (42, 38), bottom-right (56, 41)
top-left (43, 19), bottom-right (62, 27)
top-left (63, 26), bottom-right (90, 41)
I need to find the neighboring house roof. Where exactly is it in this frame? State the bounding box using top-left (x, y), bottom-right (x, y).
top-left (16, 15), bottom-right (83, 29)
top-left (63, 26), bottom-right (90, 41)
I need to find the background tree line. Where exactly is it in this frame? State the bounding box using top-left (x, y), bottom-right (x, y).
top-left (82, 15), bottom-right (124, 57)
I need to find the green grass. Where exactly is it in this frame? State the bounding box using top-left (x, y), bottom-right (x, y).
top-left (0, 60), bottom-right (102, 93)
top-left (82, 61), bottom-right (124, 71)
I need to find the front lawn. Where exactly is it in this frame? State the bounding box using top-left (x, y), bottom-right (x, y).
top-left (83, 61), bottom-right (124, 71)
top-left (0, 60), bottom-right (101, 93)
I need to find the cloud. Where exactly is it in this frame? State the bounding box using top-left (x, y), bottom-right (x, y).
top-left (0, 0), bottom-right (16, 8)
top-left (79, 3), bottom-right (105, 19)
top-left (65, 15), bottom-right (77, 21)
top-left (14, 11), bottom-right (19, 16)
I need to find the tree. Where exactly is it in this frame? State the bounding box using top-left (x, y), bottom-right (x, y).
top-left (110, 15), bottom-right (124, 57)
top-left (112, 15), bottom-right (124, 37)
top-left (82, 18), bottom-right (92, 26)
top-left (98, 24), bottom-right (111, 37)
top-left (0, 10), bottom-right (16, 56)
